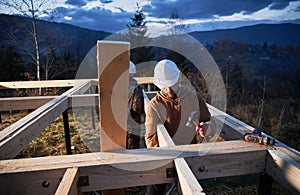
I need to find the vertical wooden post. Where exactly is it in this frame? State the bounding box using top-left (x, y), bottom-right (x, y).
top-left (97, 40), bottom-right (130, 151)
top-left (89, 87), bottom-right (96, 130)
top-left (258, 173), bottom-right (273, 195)
top-left (63, 110), bottom-right (72, 155)
top-left (97, 41), bottom-right (130, 194)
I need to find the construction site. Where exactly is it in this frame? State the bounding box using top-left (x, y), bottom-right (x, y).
top-left (0, 41), bottom-right (299, 195)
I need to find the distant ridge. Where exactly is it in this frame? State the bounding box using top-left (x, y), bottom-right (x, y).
top-left (0, 14), bottom-right (111, 60)
top-left (189, 23), bottom-right (300, 46)
top-left (1, 13), bottom-right (300, 61)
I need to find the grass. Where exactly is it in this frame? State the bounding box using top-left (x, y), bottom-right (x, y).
top-left (0, 110), bottom-right (91, 158)
top-left (0, 107), bottom-right (294, 194)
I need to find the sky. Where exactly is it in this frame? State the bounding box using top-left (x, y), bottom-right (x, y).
top-left (1, 0), bottom-right (300, 34)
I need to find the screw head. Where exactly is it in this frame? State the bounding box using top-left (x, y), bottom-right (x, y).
top-left (198, 165), bottom-right (205, 172)
top-left (42, 181), bottom-right (50, 188)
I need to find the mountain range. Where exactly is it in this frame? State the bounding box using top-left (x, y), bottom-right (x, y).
top-left (190, 23), bottom-right (300, 46)
top-left (1, 14), bottom-right (300, 60)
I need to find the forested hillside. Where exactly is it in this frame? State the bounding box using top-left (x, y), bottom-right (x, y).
top-left (0, 14), bottom-right (299, 151)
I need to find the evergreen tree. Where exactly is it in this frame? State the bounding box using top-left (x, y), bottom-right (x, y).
top-left (0, 46), bottom-right (24, 81)
top-left (127, 3), bottom-right (148, 45)
top-left (168, 9), bottom-right (187, 34)
top-left (126, 3), bottom-right (153, 76)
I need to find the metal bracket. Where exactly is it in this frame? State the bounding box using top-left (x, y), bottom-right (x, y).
top-left (166, 168), bottom-right (176, 178)
top-left (78, 175), bottom-right (89, 187)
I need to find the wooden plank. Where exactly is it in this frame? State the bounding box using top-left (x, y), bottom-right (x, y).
top-left (175, 158), bottom-right (205, 195)
top-left (55, 167), bottom-right (79, 195)
top-left (98, 40), bottom-right (130, 151)
top-left (0, 141), bottom-right (260, 173)
top-left (0, 79), bottom-right (77, 89)
top-left (97, 40), bottom-right (130, 195)
top-left (0, 96), bottom-right (56, 111)
top-left (0, 94), bottom-right (98, 111)
top-left (0, 141), bottom-right (267, 193)
top-left (0, 80), bottom-right (92, 160)
top-left (0, 96), bottom-right (68, 159)
top-left (207, 104), bottom-right (253, 141)
top-left (185, 148), bottom-right (267, 180)
top-left (208, 104), bottom-right (300, 165)
top-left (0, 169), bottom-right (66, 195)
top-left (0, 79), bottom-right (96, 90)
top-left (68, 94), bottom-right (98, 108)
top-left (0, 77), bottom-right (151, 111)
top-left (133, 77), bottom-right (153, 84)
top-left (157, 124), bottom-right (176, 147)
top-left (266, 150), bottom-right (300, 194)
top-left (80, 159), bottom-right (174, 192)
top-left (156, 124), bottom-right (205, 194)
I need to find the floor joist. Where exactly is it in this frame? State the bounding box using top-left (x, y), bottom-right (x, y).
top-left (0, 141), bottom-right (267, 194)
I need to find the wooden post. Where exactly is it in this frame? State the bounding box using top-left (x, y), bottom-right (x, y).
top-left (97, 40), bottom-right (129, 151)
top-left (89, 88), bottom-right (96, 130)
top-left (258, 173), bottom-right (273, 195)
top-left (97, 40), bottom-right (130, 194)
top-left (63, 110), bottom-right (72, 155)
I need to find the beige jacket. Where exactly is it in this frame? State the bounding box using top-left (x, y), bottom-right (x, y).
top-left (145, 85), bottom-right (211, 147)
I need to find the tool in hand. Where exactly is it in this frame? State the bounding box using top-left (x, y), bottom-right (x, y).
top-left (243, 129), bottom-right (275, 145)
top-left (186, 111), bottom-right (200, 127)
top-left (186, 111), bottom-right (208, 137)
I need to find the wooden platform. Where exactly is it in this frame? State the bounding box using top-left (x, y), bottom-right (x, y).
top-left (0, 41), bottom-right (299, 195)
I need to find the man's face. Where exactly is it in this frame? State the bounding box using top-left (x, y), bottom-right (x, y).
top-left (162, 82), bottom-right (179, 99)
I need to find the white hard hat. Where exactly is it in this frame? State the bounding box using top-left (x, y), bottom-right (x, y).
top-left (129, 61), bottom-right (136, 74)
top-left (153, 59), bottom-right (180, 89)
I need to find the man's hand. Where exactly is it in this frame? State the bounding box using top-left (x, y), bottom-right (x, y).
top-left (194, 122), bottom-right (209, 137)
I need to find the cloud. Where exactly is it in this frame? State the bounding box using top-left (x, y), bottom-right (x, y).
top-left (65, 0), bottom-right (88, 7)
top-left (55, 5), bottom-right (132, 32)
top-left (100, 0), bottom-right (113, 3)
top-left (144, 0), bottom-right (300, 19)
top-left (4, 0), bottom-right (298, 33)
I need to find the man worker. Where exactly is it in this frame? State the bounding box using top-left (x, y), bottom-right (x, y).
top-left (127, 61), bottom-right (146, 149)
top-left (145, 59), bottom-right (211, 148)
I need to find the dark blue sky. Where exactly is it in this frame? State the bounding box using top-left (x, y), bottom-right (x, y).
top-left (1, 0), bottom-right (300, 34)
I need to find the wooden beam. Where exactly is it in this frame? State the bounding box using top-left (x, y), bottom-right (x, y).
top-left (133, 77), bottom-right (153, 84)
top-left (175, 158), bottom-right (205, 195)
top-left (0, 79), bottom-right (77, 89)
top-left (208, 104), bottom-right (300, 166)
top-left (0, 94), bottom-right (98, 111)
top-left (0, 141), bottom-right (267, 194)
top-left (68, 94), bottom-right (98, 108)
top-left (97, 40), bottom-right (130, 195)
top-left (0, 79), bottom-right (97, 90)
top-left (0, 80), bottom-right (92, 160)
top-left (0, 96), bottom-right (56, 111)
top-left (97, 40), bottom-right (130, 151)
top-left (266, 150), bottom-right (300, 194)
top-left (185, 148), bottom-right (266, 180)
top-left (157, 125), bottom-right (205, 194)
top-left (0, 169), bottom-right (66, 195)
top-left (55, 167), bottom-right (79, 195)
top-left (207, 104), bottom-right (253, 140)
top-left (157, 124), bottom-right (175, 147)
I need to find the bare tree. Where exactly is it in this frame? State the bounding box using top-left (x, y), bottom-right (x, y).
top-left (257, 75), bottom-right (268, 128)
top-left (1, 0), bottom-right (56, 83)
